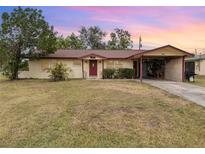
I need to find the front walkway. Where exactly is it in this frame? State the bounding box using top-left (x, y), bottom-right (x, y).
top-left (143, 80), bottom-right (205, 107)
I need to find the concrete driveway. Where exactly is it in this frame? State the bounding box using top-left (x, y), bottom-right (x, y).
top-left (143, 80), bottom-right (205, 107)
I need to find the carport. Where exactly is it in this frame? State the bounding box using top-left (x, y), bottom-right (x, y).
top-left (131, 45), bottom-right (193, 82)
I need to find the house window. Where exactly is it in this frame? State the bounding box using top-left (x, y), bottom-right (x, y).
top-left (115, 61), bottom-right (123, 68)
top-left (20, 59), bottom-right (29, 71)
top-left (107, 60), bottom-right (114, 68)
top-left (41, 61), bottom-right (49, 71)
top-left (73, 60), bottom-right (81, 66)
top-left (115, 61), bottom-right (122, 65)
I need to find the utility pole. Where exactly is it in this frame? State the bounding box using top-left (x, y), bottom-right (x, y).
top-left (194, 49), bottom-right (197, 56)
top-left (139, 36), bottom-right (142, 50)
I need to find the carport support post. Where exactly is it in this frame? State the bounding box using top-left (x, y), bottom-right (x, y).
top-left (140, 56), bottom-right (143, 82)
top-left (182, 56), bottom-right (185, 82)
top-left (102, 60), bottom-right (104, 79)
top-left (82, 59), bottom-right (84, 79)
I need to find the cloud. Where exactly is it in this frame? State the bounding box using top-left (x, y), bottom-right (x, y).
top-left (54, 26), bottom-right (79, 37)
top-left (57, 6), bottom-right (205, 51)
top-left (90, 16), bottom-right (124, 24)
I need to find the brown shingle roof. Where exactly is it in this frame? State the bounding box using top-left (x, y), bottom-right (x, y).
top-left (43, 45), bottom-right (193, 59)
top-left (46, 49), bottom-right (145, 59)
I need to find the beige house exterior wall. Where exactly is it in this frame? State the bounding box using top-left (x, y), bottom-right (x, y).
top-left (104, 60), bottom-right (133, 69)
top-left (164, 57), bottom-right (183, 81)
top-left (19, 59), bottom-right (83, 79)
top-left (19, 57), bottom-right (184, 81)
top-left (195, 60), bottom-right (205, 75)
top-left (19, 59), bottom-right (133, 79)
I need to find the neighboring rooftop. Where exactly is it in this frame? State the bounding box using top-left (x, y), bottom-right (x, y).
top-left (186, 54), bottom-right (205, 62)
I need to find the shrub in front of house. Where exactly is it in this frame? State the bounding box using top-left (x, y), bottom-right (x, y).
top-left (118, 68), bottom-right (134, 79)
top-left (103, 68), bottom-right (134, 79)
top-left (49, 63), bottom-right (71, 81)
top-left (113, 69), bottom-right (120, 79)
top-left (103, 68), bottom-right (116, 79)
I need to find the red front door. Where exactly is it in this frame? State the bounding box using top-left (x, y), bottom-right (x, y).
top-left (89, 60), bottom-right (97, 76)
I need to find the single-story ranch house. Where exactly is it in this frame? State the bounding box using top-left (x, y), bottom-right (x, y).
top-left (19, 45), bottom-right (193, 82)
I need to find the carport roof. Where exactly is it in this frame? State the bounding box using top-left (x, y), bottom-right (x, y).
top-left (42, 45), bottom-right (193, 59)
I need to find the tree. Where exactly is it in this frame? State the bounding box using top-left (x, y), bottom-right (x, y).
top-left (107, 28), bottom-right (133, 50)
top-left (0, 7), bottom-right (57, 79)
top-left (79, 26), bottom-right (106, 49)
top-left (0, 40), bottom-right (8, 70)
top-left (107, 32), bottom-right (118, 50)
top-left (56, 36), bottom-right (68, 49)
top-left (66, 33), bottom-right (84, 49)
top-left (56, 33), bottom-right (84, 49)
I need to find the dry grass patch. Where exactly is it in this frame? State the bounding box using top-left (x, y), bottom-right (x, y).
top-left (0, 79), bottom-right (204, 147)
top-left (190, 75), bottom-right (205, 87)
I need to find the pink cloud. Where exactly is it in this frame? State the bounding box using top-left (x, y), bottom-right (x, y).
top-left (59, 7), bottom-right (205, 52)
top-left (54, 26), bottom-right (79, 37)
top-left (90, 16), bottom-right (124, 23)
top-left (129, 21), bottom-right (205, 52)
top-left (67, 6), bottom-right (204, 29)
top-left (67, 6), bottom-right (138, 15)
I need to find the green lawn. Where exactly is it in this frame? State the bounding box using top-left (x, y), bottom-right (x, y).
top-left (0, 78), bottom-right (205, 147)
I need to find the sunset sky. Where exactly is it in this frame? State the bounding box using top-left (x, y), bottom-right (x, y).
top-left (1, 6), bottom-right (205, 53)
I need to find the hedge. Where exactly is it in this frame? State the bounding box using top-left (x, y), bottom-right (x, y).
top-left (103, 68), bottom-right (134, 79)
top-left (103, 68), bottom-right (116, 79)
top-left (118, 68), bottom-right (134, 79)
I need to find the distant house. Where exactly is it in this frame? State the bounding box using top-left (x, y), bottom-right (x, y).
top-left (19, 45), bottom-right (193, 82)
top-left (186, 54), bottom-right (205, 76)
